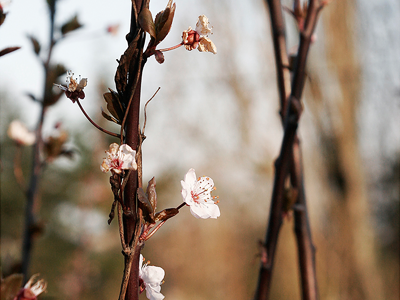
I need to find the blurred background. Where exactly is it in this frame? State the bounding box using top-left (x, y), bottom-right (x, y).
top-left (1, 0), bottom-right (399, 299)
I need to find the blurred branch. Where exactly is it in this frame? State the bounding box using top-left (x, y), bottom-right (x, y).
top-left (21, 0), bottom-right (58, 280)
top-left (255, 0), bottom-right (322, 299)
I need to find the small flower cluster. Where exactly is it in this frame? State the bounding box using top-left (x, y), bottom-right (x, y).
top-left (100, 143), bottom-right (137, 174)
top-left (14, 274), bottom-right (47, 300)
top-left (54, 71), bottom-right (87, 102)
top-left (182, 15), bottom-right (217, 54)
top-left (139, 254), bottom-right (165, 300)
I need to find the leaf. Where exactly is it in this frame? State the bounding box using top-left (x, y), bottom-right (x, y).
top-left (61, 15), bottom-right (83, 35)
top-left (1, 273), bottom-right (23, 300)
top-left (0, 47), bottom-right (20, 57)
top-left (146, 177), bottom-right (157, 211)
top-left (101, 108), bottom-right (119, 124)
top-left (154, 1), bottom-right (176, 44)
top-left (155, 208), bottom-right (179, 222)
top-left (139, 7), bottom-right (156, 39)
top-left (0, 8), bottom-right (6, 27)
top-left (26, 93), bottom-right (39, 102)
top-left (27, 35), bottom-right (41, 55)
top-left (103, 90), bottom-right (124, 124)
top-left (137, 188), bottom-right (155, 223)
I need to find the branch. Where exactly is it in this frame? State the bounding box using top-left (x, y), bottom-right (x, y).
top-left (255, 0), bottom-right (322, 299)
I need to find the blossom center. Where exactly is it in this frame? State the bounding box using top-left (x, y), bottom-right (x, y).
top-left (110, 158), bottom-right (122, 170)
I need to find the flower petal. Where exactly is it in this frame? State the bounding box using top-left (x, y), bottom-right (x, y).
top-left (183, 168), bottom-right (197, 186)
top-left (198, 37), bottom-right (217, 54)
top-left (195, 15), bottom-right (212, 36)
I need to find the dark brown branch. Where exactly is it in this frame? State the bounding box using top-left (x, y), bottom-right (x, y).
top-left (21, 0), bottom-right (57, 280)
top-left (120, 1), bottom-right (145, 300)
top-left (292, 138), bottom-right (319, 300)
top-left (255, 0), bottom-right (322, 299)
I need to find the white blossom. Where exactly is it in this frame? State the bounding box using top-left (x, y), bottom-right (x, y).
top-left (181, 168), bottom-right (220, 219)
top-left (7, 120), bottom-right (36, 146)
top-left (100, 143), bottom-right (137, 174)
top-left (139, 254), bottom-right (165, 300)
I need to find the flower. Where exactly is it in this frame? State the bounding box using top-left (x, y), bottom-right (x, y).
top-left (139, 254), bottom-right (165, 300)
top-left (54, 71), bottom-right (87, 102)
top-left (181, 168), bottom-right (220, 219)
top-left (100, 143), bottom-right (137, 174)
top-left (182, 15), bottom-right (217, 54)
top-left (14, 274), bottom-right (47, 300)
top-left (7, 120), bottom-right (36, 146)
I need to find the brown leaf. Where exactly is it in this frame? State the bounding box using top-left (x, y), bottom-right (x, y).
top-left (27, 35), bottom-right (41, 55)
top-left (155, 1), bottom-right (176, 44)
top-left (139, 7), bottom-right (156, 39)
top-left (146, 177), bottom-right (157, 211)
top-left (0, 47), bottom-right (20, 57)
top-left (101, 108), bottom-right (119, 124)
top-left (137, 188), bottom-right (155, 223)
top-left (61, 15), bottom-right (83, 35)
top-left (103, 89), bottom-right (124, 123)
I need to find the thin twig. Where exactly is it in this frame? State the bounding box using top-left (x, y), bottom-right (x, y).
top-left (142, 87), bottom-right (160, 136)
top-left (143, 221), bottom-right (166, 241)
top-left (158, 42), bottom-right (184, 52)
top-left (76, 100), bottom-right (121, 138)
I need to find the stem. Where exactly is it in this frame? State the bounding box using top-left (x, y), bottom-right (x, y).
top-left (76, 100), bottom-right (121, 138)
top-left (176, 202), bottom-right (186, 210)
top-left (21, 106), bottom-right (46, 281)
top-left (158, 42), bottom-right (184, 52)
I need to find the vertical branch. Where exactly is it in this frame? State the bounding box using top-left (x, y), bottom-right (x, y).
top-left (21, 0), bottom-right (57, 281)
top-left (255, 0), bottom-right (321, 299)
top-left (119, 1), bottom-right (145, 299)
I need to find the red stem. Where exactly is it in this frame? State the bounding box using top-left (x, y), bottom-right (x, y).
top-left (76, 100), bottom-right (121, 138)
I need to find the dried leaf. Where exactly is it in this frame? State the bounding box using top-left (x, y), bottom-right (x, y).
top-left (115, 34), bottom-right (140, 97)
top-left (155, 208), bottom-right (179, 222)
top-left (154, 1), bottom-right (176, 44)
top-left (103, 90), bottom-right (124, 124)
top-left (101, 107), bottom-right (119, 124)
top-left (137, 188), bottom-right (155, 223)
top-left (139, 7), bottom-right (156, 39)
top-left (0, 47), bottom-right (20, 57)
top-left (146, 177), bottom-right (157, 211)
top-left (1, 273), bottom-right (23, 300)
top-left (0, 7), bottom-right (6, 26)
top-left (27, 35), bottom-right (41, 55)
top-left (61, 15), bottom-right (83, 35)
